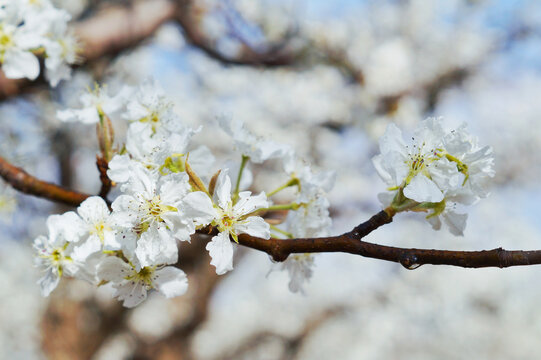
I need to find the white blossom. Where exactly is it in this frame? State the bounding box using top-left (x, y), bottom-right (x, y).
top-left (33, 213), bottom-right (86, 296)
top-left (67, 196), bottom-right (118, 261)
top-left (0, 5), bottom-right (44, 80)
top-left (182, 169), bottom-right (270, 274)
top-left (218, 116), bottom-right (290, 163)
top-left (97, 256), bottom-right (188, 308)
top-left (57, 85), bottom-right (130, 124)
top-left (111, 166), bottom-right (193, 268)
top-left (281, 254), bottom-right (315, 294)
top-left (123, 79), bottom-right (186, 136)
top-left (373, 118), bottom-right (495, 235)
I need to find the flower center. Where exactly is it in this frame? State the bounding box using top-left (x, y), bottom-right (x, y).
top-left (90, 222), bottom-right (110, 242)
top-left (126, 266), bottom-right (156, 287)
top-left (138, 195), bottom-right (176, 230)
top-left (0, 26), bottom-right (14, 61)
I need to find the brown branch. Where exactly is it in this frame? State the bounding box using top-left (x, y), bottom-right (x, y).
top-left (3, 154), bottom-right (541, 270)
top-left (96, 156), bottom-right (112, 200)
top-left (0, 156), bottom-right (90, 206)
top-left (236, 211), bottom-right (541, 269)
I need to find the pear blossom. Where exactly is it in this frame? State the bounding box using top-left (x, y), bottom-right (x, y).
top-left (43, 28), bottom-right (79, 87)
top-left (111, 166), bottom-right (193, 267)
top-left (97, 256), bottom-right (188, 308)
top-left (280, 254), bottom-right (315, 294)
top-left (373, 118), bottom-right (495, 235)
top-left (442, 124), bottom-right (495, 200)
top-left (0, 6), bottom-right (44, 80)
top-left (66, 196), bottom-right (118, 261)
top-left (182, 169), bottom-right (270, 274)
top-left (283, 153), bottom-right (335, 203)
top-left (123, 79), bottom-right (185, 136)
top-left (0, 1), bottom-right (78, 83)
top-left (57, 85), bottom-right (130, 124)
top-left (425, 200), bottom-right (468, 237)
top-left (218, 116), bottom-right (290, 163)
top-left (108, 124), bottom-right (214, 185)
top-left (372, 118), bottom-right (449, 203)
top-left (33, 213), bottom-right (86, 296)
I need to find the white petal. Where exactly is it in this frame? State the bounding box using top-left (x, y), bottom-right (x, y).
top-left (3, 49), bottom-right (40, 80)
top-left (115, 281), bottom-right (147, 308)
top-left (206, 231), bottom-right (234, 275)
top-left (403, 175), bottom-right (443, 203)
top-left (77, 196), bottom-right (109, 224)
top-left (111, 193), bottom-right (134, 209)
top-left (160, 211), bottom-right (194, 241)
top-left (213, 169), bottom-right (232, 209)
top-left (234, 216), bottom-right (270, 239)
top-left (97, 256), bottom-right (132, 283)
top-left (38, 267), bottom-right (60, 297)
top-left (159, 173), bottom-right (190, 204)
top-left (135, 227), bottom-right (178, 267)
top-left (47, 212), bottom-right (83, 244)
top-left (72, 235), bottom-right (102, 261)
top-left (426, 215), bottom-right (442, 231)
top-left (181, 191), bottom-right (217, 226)
top-left (372, 154), bottom-right (393, 185)
top-left (153, 266), bottom-right (188, 298)
top-left (102, 229), bottom-right (121, 250)
top-left (379, 123), bottom-right (407, 155)
top-left (233, 191), bottom-right (269, 216)
top-left (107, 154), bottom-right (133, 184)
top-left (443, 211), bottom-right (468, 237)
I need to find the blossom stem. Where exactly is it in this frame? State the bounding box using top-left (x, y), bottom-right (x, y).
top-left (233, 155), bottom-right (249, 203)
top-left (266, 178), bottom-right (299, 197)
top-left (264, 203), bottom-right (301, 212)
top-left (269, 224), bottom-right (294, 239)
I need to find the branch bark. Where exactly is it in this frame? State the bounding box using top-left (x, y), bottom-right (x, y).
top-left (237, 211), bottom-right (541, 269)
top-left (0, 156), bottom-right (90, 206)
top-left (2, 155), bottom-right (541, 270)
top-left (96, 156), bottom-right (112, 200)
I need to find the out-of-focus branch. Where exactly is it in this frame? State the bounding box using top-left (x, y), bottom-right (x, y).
top-left (42, 297), bottom-right (128, 360)
top-left (175, 0), bottom-right (296, 67)
top-left (221, 306), bottom-right (346, 360)
top-left (0, 156), bottom-right (89, 206)
top-left (0, 0), bottom-right (178, 99)
top-left (75, 0), bottom-right (177, 62)
top-left (4, 155), bottom-right (541, 270)
top-left (132, 240), bottom-right (224, 360)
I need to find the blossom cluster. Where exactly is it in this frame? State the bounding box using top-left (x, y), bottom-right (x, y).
top-left (373, 118), bottom-right (495, 236)
top-left (0, 0), bottom-right (78, 86)
top-left (34, 80), bottom-right (334, 307)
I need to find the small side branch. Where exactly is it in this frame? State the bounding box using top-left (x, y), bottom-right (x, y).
top-left (176, 1), bottom-right (296, 67)
top-left (96, 156), bottom-right (112, 200)
top-left (0, 156), bottom-right (89, 207)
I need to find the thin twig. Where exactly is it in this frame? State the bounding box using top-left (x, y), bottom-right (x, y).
top-left (96, 156), bottom-right (112, 200)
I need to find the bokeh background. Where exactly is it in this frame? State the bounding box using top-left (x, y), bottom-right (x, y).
top-left (2, 0), bottom-right (541, 359)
